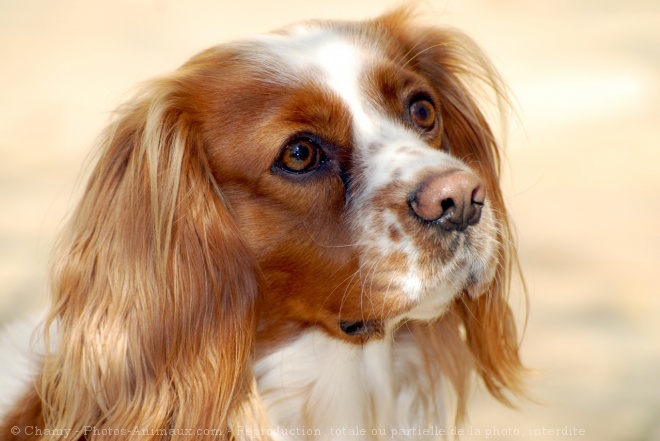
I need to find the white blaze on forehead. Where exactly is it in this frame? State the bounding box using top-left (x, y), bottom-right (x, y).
top-left (311, 35), bottom-right (376, 135)
top-left (256, 25), bottom-right (376, 136)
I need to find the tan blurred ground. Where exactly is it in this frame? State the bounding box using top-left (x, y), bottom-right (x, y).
top-left (1, 1), bottom-right (659, 440)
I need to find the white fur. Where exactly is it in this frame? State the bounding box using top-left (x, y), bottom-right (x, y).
top-left (0, 315), bottom-right (45, 415)
top-left (254, 330), bottom-right (446, 441)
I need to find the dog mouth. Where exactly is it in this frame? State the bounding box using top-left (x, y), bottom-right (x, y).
top-left (336, 261), bottom-right (492, 340)
top-left (335, 204), bottom-right (498, 339)
top-left (354, 251), bottom-right (496, 329)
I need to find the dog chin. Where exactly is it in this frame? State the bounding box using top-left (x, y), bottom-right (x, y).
top-left (399, 267), bottom-right (494, 323)
top-left (397, 282), bottom-right (463, 323)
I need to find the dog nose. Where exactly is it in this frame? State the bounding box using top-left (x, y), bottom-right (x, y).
top-left (409, 170), bottom-right (485, 231)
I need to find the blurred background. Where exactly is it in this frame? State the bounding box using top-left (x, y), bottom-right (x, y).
top-left (1, 1), bottom-right (658, 439)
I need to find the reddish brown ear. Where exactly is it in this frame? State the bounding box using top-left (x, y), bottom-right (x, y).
top-left (380, 9), bottom-right (526, 420)
top-left (2, 70), bottom-right (261, 438)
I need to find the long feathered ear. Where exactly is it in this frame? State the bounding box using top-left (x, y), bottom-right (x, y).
top-left (380, 9), bottom-right (527, 421)
top-left (15, 68), bottom-right (261, 438)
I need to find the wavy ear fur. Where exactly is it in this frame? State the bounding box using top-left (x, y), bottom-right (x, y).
top-left (379, 9), bottom-right (527, 422)
top-left (2, 65), bottom-right (261, 439)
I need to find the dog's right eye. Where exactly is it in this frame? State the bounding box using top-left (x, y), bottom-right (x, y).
top-left (409, 96), bottom-right (437, 131)
top-left (276, 138), bottom-right (325, 174)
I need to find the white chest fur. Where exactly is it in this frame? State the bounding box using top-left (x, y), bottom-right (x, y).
top-left (253, 331), bottom-right (446, 440)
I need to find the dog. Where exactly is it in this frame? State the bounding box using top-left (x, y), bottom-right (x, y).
top-left (0, 8), bottom-right (525, 440)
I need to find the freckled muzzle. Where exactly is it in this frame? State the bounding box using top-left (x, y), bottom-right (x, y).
top-left (338, 148), bottom-right (498, 331)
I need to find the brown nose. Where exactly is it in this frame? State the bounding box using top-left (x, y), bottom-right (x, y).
top-left (409, 170), bottom-right (485, 231)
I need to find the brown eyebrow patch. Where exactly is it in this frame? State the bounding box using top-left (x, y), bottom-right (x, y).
top-left (362, 61), bottom-right (443, 149)
top-left (274, 79), bottom-right (354, 150)
top-left (364, 63), bottom-right (410, 122)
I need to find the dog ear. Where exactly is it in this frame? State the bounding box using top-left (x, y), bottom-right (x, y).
top-left (380, 9), bottom-right (527, 421)
top-left (16, 65), bottom-right (262, 436)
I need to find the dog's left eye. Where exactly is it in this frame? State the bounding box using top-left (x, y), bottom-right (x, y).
top-left (276, 138), bottom-right (325, 174)
top-left (409, 97), bottom-right (436, 131)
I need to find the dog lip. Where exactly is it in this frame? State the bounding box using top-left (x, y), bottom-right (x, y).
top-left (339, 320), bottom-right (378, 336)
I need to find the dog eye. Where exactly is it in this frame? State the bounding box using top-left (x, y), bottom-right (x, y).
top-left (409, 97), bottom-right (436, 131)
top-left (276, 138), bottom-right (324, 174)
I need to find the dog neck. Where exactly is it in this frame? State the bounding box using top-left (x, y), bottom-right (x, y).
top-left (252, 329), bottom-right (446, 440)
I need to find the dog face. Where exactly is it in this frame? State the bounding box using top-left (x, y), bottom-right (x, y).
top-left (175, 17), bottom-right (506, 344)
